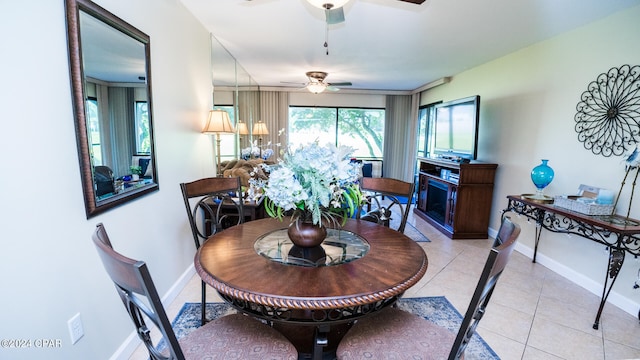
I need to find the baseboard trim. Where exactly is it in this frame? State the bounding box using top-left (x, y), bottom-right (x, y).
top-left (109, 264), bottom-right (196, 360)
top-left (513, 242), bottom-right (639, 318)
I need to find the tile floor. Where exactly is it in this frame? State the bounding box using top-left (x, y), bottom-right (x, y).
top-left (130, 211), bottom-right (640, 359)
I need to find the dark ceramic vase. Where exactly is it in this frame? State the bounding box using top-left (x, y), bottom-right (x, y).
top-left (287, 219), bottom-right (327, 248)
top-left (287, 245), bottom-right (327, 266)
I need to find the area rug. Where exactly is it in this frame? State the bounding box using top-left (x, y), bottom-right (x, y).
top-left (387, 205), bottom-right (430, 242)
top-left (403, 221), bottom-right (430, 242)
top-left (163, 297), bottom-right (498, 359)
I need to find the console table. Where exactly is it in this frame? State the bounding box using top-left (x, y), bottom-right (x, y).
top-left (502, 195), bottom-right (640, 329)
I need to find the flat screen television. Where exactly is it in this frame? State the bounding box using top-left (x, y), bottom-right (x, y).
top-left (432, 95), bottom-right (480, 160)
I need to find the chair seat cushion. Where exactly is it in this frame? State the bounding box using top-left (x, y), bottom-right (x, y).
top-left (179, 313), bottom-right (297, 359)
top-left (337, 307), bottom-right (460, 360)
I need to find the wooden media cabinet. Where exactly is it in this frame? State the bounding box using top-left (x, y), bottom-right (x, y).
top-left (414, 157), bottom-right (497, 239)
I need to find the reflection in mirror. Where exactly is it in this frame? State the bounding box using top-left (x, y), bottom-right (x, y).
top-left (66, 0), bottom-right (158, 218)
top-left (211, 35), bottom-right (259, 159)
top-left (210, 34), bottom-right (238, 160)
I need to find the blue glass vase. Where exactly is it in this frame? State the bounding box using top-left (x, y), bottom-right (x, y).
top-left (531, 159), bottom-right (554, 198)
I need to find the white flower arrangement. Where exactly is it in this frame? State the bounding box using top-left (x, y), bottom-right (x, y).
top-left (260, 141), bottom-right (364, 226)
top-left (241, 137), bottom-right (281, 161)
top-left (241, 142), bottom-right (261, 159)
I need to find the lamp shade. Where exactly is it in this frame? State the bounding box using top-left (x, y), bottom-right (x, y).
top-left (202, 109), bottom-right (234, 134)
top-left (252, 121), bottom-right (269, 136)
top-left (307, 0), bottom-right (350, 9)
top-left (307, 83), bottom-right (327, 94)
top-left (237, 121), bottom-right (249, 135)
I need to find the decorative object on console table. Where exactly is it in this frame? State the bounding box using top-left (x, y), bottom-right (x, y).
top-left (130, 165), bottom-right (142, 181)
top-left (553, 184), bottom-right (614, 216)
top-left (614, 144), bottom-right (640, 219)
top-left (529, 159), bottom-right (554, 202)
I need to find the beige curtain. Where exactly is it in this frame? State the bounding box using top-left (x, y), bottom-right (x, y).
top-left (383, 94), bottom-right (419, 182)
top-left (108, 87), bottom-right (135, 177)
top-left (236, 90), bottom-right (260, 150)
top-left (259, 91), bottom-right (289, 160)
top-left (96, 84), bottom-right (112, 169)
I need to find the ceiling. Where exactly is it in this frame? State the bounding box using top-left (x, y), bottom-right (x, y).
top-left (179, 0), bottom-right (639, 92)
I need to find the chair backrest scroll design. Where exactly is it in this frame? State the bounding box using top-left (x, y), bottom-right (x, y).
top-left (449, 216), bottom-right (521, 359)
top-left (92, 223), bottom-right (184, 360)
top-left (180, 177), bottom-right (244, 249)
top-left (358, 177), bottom-right (415, 233)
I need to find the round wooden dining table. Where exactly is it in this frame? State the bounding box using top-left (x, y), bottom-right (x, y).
top-left (194, 217), bottom-right (428, 359)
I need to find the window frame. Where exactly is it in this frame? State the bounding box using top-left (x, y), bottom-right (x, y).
top-left (288, 105), bottom-right (385, 160)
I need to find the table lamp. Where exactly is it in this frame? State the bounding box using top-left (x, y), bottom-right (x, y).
top-left (237, 120), bottom-right (249, 147)
top-left (237, 121), bottom-right (249, 136)
top-left (202, 109), bottom-right (235, 175)
top-left (252, 121), bottom-right (269, 157)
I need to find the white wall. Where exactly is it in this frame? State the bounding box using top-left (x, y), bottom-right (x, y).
top-left (420, 4), bottom-right (640, 315)
top-left (0, 1), bottom-right (213, 359)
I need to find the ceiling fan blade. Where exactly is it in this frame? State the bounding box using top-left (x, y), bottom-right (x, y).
top-left (328, 82), bottom-right (352, 86)
top-left (397, 0), bottom-right (426, 4)
top-left (281, 81), bottom-right (307, 86)
top-left (326, 86), bottom-right (341, 92)
top-left (325, 7), bottom-right (345, 24)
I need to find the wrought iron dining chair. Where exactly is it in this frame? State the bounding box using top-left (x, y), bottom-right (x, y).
top-left (92, 223), bottom-right (297, 360)
top-left (337, 216), bottom-right (521, 360)
top-left (357, 177), bottom-right (415, 233)
top-left (180, 177), bottom-right (244, 325)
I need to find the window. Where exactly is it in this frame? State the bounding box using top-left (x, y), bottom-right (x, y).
top-left (289, 107), bottom-right (385, 159)
top-left (135, 101), bottom-right (150, 154)
top-left (86, 98), bottom-right (102, 165)
top-left (416, 102), bottom-right (441, 158)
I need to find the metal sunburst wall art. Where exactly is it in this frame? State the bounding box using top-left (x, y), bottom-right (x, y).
top-left (574, 64), bottom-right (640, 157)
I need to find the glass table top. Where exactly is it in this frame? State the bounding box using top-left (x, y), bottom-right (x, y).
top-left (254, 228), bottom-right (370, 267)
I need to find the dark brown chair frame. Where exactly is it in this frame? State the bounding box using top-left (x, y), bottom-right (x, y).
top-left (449, 216), bottom-right (520, 359)
top-left (357, 177), bottom-right (415, 233)
top-left (92, 223), bottom-right (297, 360)
top-left (337, 216), bottom-right (521, 360)
top-left (180, 177), bottom-right (244, 325)
top-left (92, 223), bottom-right (186, 359)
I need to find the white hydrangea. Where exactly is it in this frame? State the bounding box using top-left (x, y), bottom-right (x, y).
top-left (263, 141), bottom-right (362, 225)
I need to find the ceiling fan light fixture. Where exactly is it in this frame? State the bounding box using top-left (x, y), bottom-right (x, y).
top-left (307, 82), bottom-right (327, 94)
top-left (306, 0), bottom-right (350, 10)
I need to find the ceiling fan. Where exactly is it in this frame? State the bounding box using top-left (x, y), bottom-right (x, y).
top-left (307, 0), bottom-right (426, 25)
top-left (283, 71), bottom-right (353, 94)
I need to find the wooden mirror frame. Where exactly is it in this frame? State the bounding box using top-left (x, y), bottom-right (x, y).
top-left (66, 0), bottom-right (159, 218)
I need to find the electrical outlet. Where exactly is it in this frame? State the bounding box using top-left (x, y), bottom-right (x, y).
top-left (67, 313), bottom-right (84, 344)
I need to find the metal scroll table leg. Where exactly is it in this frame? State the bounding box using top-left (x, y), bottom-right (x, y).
top-left (532, 209), bottom-right (545, 263)
top-left (593, 247), bottom-right (625, 330)
top-left (533, 222), bottom-right (542, 263)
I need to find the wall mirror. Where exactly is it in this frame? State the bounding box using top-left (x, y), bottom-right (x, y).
top-left (211, 35), bottom-right (259, 156)
top-left (66, 0), bottom-right (158, 218)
